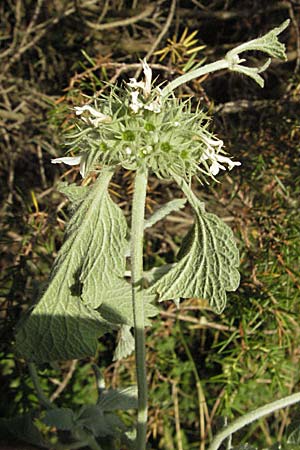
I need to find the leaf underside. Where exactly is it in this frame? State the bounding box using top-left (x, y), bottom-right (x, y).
top-left (15, 170), bottom-right (157, 363)
top-left (148, 187), bottom-right (240, 313)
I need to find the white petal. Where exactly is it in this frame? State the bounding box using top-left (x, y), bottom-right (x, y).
top-left (74, 105), bottom-right (101, 117)
top-left (201, 134), bottom-right (224, 153)
top-left (79, 155), bottom-right (87, 178)
top-left (129, 90), bottom-right (143, 113)
top-left (127, 78), bottom-right (145, 90)
top-left (209, 161), bottom-right (225, 176)
top-left (90, 117), bottom-right (111, 126)
top-left (142, 59), bottom-right (152, 97)
top-left (206, 136), bottom-right (224, 149)
top-left (216, 154), bottom-right (241, 170)
top-left (144, 100), bottom-right (161, 113)
top-left (51, 156), bottom-right (81, 166)
top-left (228, 161), bottom-right (241, 170)
top-left (74, 105), bottom-right (111, 123)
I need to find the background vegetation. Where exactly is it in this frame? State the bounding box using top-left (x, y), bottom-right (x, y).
top-left (0, 0), bottom-right (300, 449)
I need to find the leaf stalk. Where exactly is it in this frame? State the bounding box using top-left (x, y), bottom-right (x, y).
top-left (208, 392), bottom-right (300, 450)
top-left (28, 362), bottom-right (54, 410)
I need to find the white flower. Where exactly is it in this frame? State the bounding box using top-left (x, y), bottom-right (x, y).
top-left (129, 90), bottom-right (143, 113)
top-left (204, 151), bottom-right (241, 176)
top-left (209, 159), bottom-right (226, 176)
top-left (215, 154), bottom-right (241, 171)
top-left (201, 134), bottom-right (224, 153)
top-left (74, 105), bottom-right (111, 126)
top-left (144, 97), bottom-right (161, 113)
top-left (127, 59), bottom-right (152, 99)
top-left (126, 60), bottom-right (162, 114)
top-left (142, 59), bottom-right (152, 97)
top-left (200, 134), bottom-right (241, 176)
top-left (127, 78), bottom-right (145, 91)
top-left (51, 155), bottom-right (87, 178)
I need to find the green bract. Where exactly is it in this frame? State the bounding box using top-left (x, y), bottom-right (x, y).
top-left (62, 89), bottom-right (239, 182)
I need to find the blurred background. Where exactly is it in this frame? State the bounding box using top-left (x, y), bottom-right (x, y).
top-left (0, 1), bottom-right (300, 448)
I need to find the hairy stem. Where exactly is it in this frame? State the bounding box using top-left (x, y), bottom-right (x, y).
top-left (161, 60), bottom-right (229, 96)
top-left (208, 392), bottom-right (300, 450)
top-left (28, 362), bottom-right (54, 409)
top-left (131, 168), bottom-right (148, 450)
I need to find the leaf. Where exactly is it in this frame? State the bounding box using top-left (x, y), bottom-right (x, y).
top-left (98, 386), bottom-right (138, 411)
top-left (227, 19), bottom-right (289, 61)
top-left (287, 422), bottom-right (300, 445)
top-left (58, 181), bottom-right (90, 207)
top-left (113, 325), bottom-right (135, 361)
top-left (43, 408), bottom-right (75, 431)
top-left (99, 279), bottom-right (158, 327)
top-left (15, 170), bottom-right (129, 362)
top-left (0, 413), bottom-right (46, 447)
top-left (143, 264), bottom-right (174, 284)
top-left (231, 59), bottom-right (271, 88)
top-left (76, 405), bottom-right (125, 437)
top-left (144, 198), bottom-right (186, 229)
top-left (148, 186), bottom-right (240, 313)
top-left (122, 429), bottom-right (137, 449)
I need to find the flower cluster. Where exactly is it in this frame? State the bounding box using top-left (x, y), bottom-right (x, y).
top-left (52, 60), bottom-right (240, 181)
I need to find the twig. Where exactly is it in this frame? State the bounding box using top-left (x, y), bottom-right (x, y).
top-left (287, 0), bottom-right (300, 72)
top-left (84, 4), bottom-right (155, 31)
top-left (1, 3), bottom-right (78, 72)
top-left (172, 380), bottom-right (184, 450)
top-left (99, 0), bottom-right (110, 22)
top-left (178, 2), bottom-right (293, 20)
top-left (160, 310), bottom-right (236, 332)
top-left (134, 0), bottom-right (177, 79)
top-left (50, 360), bottom-right (78, 401)
top-left (37, 144), bottom-right (47, 189)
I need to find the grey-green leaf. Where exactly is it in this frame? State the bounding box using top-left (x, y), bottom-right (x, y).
top-left (43, 408), bottom-right (75, 431)
top-left (148, 185), bottom-right (240, 313)
top-left (144, 198), bottom-right (186, 229)
top-left (287, 422), bottom-right (300, 445)
top-left (226, 19), bottom-right (289, 61)
top-left (0, 414), bottom-right (46, 447)
top-left (98, 386), bottom-right (138, 411)
top-left (15, 170), bottom-right (128, 362)
top-left (113, 325), bottom-right (135, 361)
top-left (99, 279), bottom-right (158, 327)
top-left (76, 405), bottom-right (125, 437)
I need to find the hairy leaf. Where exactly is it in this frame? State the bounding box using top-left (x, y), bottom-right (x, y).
top-left (76, 405), bottom-right (125, 437)
top-left (0, 413), bottom-right (46, 446)
top-left (144, 198), bottom-right (186, 229)
top-left (113, 325), bottom-right (135, 361)
top-left (287, 422), bottom-right (300, 445)
top-left (148, 186), bottom-right (240, 313)
top-left (98, 386), bottom-right (138, 411)
top-left (99, 279), bottom-right (158, 326)
top-left (15, 170), bottom-right (133, 362)
top-left (43, 408), bottom-right (75, 431)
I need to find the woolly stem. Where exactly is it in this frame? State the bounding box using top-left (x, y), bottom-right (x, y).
top-left (131, 168), bottom-right (148, 450)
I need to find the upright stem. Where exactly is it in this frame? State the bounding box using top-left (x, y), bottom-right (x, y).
top-left (131, 168), bottom-right (148, 450)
